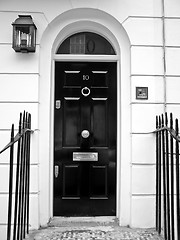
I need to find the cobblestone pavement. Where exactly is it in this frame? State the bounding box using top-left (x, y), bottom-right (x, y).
top-left (26, 217), bottom-right (164, 240)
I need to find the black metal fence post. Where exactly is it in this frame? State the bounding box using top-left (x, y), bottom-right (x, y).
top-left (156, 112), bottom-right (180, 240)
top-left (162, 115), bottom-right (167, 240)
top-left (26, 113), bottom-right (31, 235)
top-left (175, 119), bottom-right (180, 240)
top-left (158, 116), bottom-right (162, 235)
top-left (165, 113), bottom-right (170, 240)
top-left (156, 116), bottom-right (159, 231)
top-left (17, 112), bottom-right (26, 240)
top-left (0, 111), bottom-right (32, 240)
top-left (170, 113), bottom-right (175, 240)
top-left (7, 124), bottom-right (14, 240)
top-left (20, 112), bottom-right (27, 240)
top-left (13, 113), bottom-right (22, 240)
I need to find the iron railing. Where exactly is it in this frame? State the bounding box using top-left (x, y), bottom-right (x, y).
top-left (156, 112), bottom-right (180, 240)
top-left (0, 111), bottom-right (33, 240)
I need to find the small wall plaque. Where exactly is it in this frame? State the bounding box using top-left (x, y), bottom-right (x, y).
top-left (136, 87), bottom-right (148, 100)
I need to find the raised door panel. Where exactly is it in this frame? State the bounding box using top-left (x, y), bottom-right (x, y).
top-left (92, 99), bottom-right (108, 147)
top-left (63, 98), bottom-right (80, 147)
top-left (62, 164), bottom-right (80, 199)
top-left (90, 165), bottom-right (108, 199)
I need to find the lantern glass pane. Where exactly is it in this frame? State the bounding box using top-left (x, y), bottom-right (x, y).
top-left (29, 26), bottom-right (35, 47)
top-left (12, 16), bottom-right (36, 52)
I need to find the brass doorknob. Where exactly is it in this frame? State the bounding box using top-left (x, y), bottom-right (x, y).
top-left (81, 130), bottom-right (90, 138)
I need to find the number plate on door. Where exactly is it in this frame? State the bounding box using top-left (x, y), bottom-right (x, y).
top-left (73, 152), bottom-right (98, 161)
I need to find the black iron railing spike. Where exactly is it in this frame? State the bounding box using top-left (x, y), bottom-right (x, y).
top-left (175, 119), bottom-right (180, 240)
top-left (7, 124), bottom-right (14, 240)
top-left (165, 112), bottom-right (168, 126)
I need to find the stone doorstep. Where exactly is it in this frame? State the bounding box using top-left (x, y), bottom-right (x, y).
top-left (26, 228), bottom-right (163, 240)
top-left (25, 217), bottom-right (164, 240)
top-left (48, 216), bottom-right (118, 227)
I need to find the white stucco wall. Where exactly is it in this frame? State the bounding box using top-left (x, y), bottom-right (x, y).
top-left (0, 0), bottom-right (180, 238)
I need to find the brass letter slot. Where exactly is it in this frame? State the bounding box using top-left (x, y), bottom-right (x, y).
top-left (73, 152), bottom-right (98, 162)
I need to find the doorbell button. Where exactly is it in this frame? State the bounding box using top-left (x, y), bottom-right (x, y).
top-left (81, 130), bottom-right (90, 138)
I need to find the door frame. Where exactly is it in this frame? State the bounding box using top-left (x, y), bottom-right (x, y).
top-left (53, 60), bottom-right (118, 216)
top-left (51, 56), bottom-right (119, 216)
top-left (39, 8), bottom-right (131, 227)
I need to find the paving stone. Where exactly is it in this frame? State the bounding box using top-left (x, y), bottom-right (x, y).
top-left (26, 218), bottom-right (164, 240)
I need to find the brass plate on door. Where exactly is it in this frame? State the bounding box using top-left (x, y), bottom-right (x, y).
top-left (73, 152), bottom-right (98, 161)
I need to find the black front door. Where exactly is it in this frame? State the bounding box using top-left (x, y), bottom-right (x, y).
top-left (54, 62), bottom-right (117, 216)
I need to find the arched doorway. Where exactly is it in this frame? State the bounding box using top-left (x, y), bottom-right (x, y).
top-left (39, 8), bottom-right (131, 226)
top-left (54, 32), bottom-right (117, 216)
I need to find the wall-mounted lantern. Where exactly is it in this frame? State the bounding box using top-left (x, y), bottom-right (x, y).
top-left (12, 15), bottom-right (37, 53)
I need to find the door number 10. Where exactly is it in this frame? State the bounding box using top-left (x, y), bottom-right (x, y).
top-left (83, 75), bottom-right (89, 80)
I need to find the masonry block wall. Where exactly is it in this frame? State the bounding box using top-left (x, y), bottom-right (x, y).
top-left (0, 13), bottom-right (41, 240)
top-left (0, 0), bottom-right (180, 238)
top-left (123, 0), bottom-right (180, 228)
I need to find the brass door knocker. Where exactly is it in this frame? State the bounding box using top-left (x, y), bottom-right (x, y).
top-left (81, 87), bottom-right (90, 97)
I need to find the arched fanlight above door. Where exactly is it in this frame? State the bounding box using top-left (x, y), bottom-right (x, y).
top-left (56, 32), bottom-right (116, 55)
